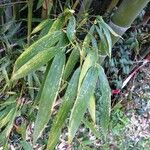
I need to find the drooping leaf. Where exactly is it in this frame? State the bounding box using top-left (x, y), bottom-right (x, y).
top-left (97, 16), bottom-right (121, 38)
top-left (31, 19), bottom-right (53, 35)
top-left (47, 68), bottom-right (80, 150)
top-left (78, 51), bottom-right (97, 90)
top-left (14, 31), bottom-right (63, 71)
top-left (95, 25), bottom-right (108, 55)
top-left (11, 47), bottom-right (61, 81)
top-left (0, 108), bottom-right (16, 128)
top-left (36, 0), bottom-right (45, 9)
top-left (67, 16), bottom-right (76, 42)
top-left (97, 65), bottom-right (111, 138)
top-left (88, 94), bottom-right (96, 123)
top-left (82, 118), bottom-right (100, 139)
top-left (82, 25), bottom-right (95, 55)
top-left (33, 52), bottom-right (66, 143)
top-left (102, 27), bottom-right (112, 58)
top-left (20, 141), bottom-right (33, 150)
top-left (68, 66), bottom-right (98, 143)
top-left (63, 48), bottom-right (80, 80)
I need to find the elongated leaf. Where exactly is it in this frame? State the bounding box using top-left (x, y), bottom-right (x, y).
top-left (68, 66), bottom-right (98, 143)
top-left (98, 22), bottom-right (112, 57)
top-left (97, 16), bottom-right (121, 37)
top-left (33, 52), bottom-right (66, 143)
top-left (47, 68), bottom-right (80, 150)
top-left (49, 15), bottom-right (65, 33)
top-left (36, 0), bottom-right (44, 9)
top-left (0, 108), bottom-right (15, 128)
top-left (63, 48), bottom-right (80, 80)
top-left (0, 106), bottom-right (13, 121)
top-left (31, 19), bottom-right (52, 34)
top-left (98, 65), bottom-right (111, 138)
top-left (49, 9), bottom-right (72, 33)
top-left (14, 31), bottom-right (63, 70)
top-left (88, 94), bottom-right (96, 123)
top-left (82, 25), bottom-right (95, 54)
top-left (95, 25), bottom-right (108, 55)
top-left (102, 27), bottom-right (112, 57)
top-left (11, 47), bottom-right (61, 81)
top-left (78, 51), bottom-right (97, 90)
top-left (82, 118), bottom-right (100, 139)
top-left (20, 141), bottom-right (33, 150)
top-left (67, 16), bottom-right (76, 42)
top-left (0, 106), bottom-right (18, 143)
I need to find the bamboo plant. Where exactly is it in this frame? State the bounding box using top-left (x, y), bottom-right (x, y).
top-left (0, 0), bottom-right (149, 149)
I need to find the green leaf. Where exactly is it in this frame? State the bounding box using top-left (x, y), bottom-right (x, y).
top-left (20, 141), bottom-right (33, 150)
top-left (14, 31), bottom-right (63, 71)
top-left (31, 19), bottom-right (53, 34)
top-left (82, 118), bottom-right (101, 139)
top-left (33, 52), bottom-right (66, 143)
top-left (68, 66), bottom-right (98, 143)
top-left (47, 68), bottom-right (80, 150)
top-left (98, 65), bottom-right (111, 138)
top-left (36, 0), bottom-right (45, 9)
top-left (11, 47), bottom-right (61, 81)
top-left (82, 25), bottom-right (95, 55)
top-left (0, 108), bottom-right (16, 128)
top-left (102, 27), bottom-right (112, 57)
top-left (95, 25), bottom-right (108, 55)
top-left (78, 51), bottom-right (97, 90)
top-left (88, 94), bottom-right (96, 123)
top-left (63, 48), bottom-right (80, 80)
top-left (67, 16), bottom-right (76, 42)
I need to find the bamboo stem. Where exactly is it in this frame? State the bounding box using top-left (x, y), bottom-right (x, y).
top-left (112, 0), bottom-right (150, 27)
top-left (110, 0), bottom-right (150, 45)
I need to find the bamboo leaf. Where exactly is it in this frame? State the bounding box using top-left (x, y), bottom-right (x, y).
top-left (31, 19), bottom-right (53, 35)
top-left (11, 47), bottom-right (61, 81)
top-left (82, 25), bottom-right (95, 54)
top-left (97, 16), bottom-right (121, 38)
top-left (14, 31), bottom-right (63, 71)
top-left (88, 94), bottom-right (96, 123)
top-left (78, 51), bottom-right (97, 90)
top-left (47, 68), bottom-right (80, 150)
top-left (101, 26), bottom-right (112, 58)
top-left (82, 118), bottom-right (100, 139)
top-left (98, 65), bottom-right (111, 138)
top-left (68, 66), bottom-right (98, 143)
top-left (20, 141), bottom-right (33, 150)
top-left (67, 16), bottom-right (76, 42)
top-left (63, 48), bottom-right (80, 80)
top-left (95, 25), bottom-right (108, 55)
top-left (33, 52), bottom-right (66, 143)
top-left (36, 0), bottom-right (45, 9)
top-left (0, 108), bottom-right (15, 128)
